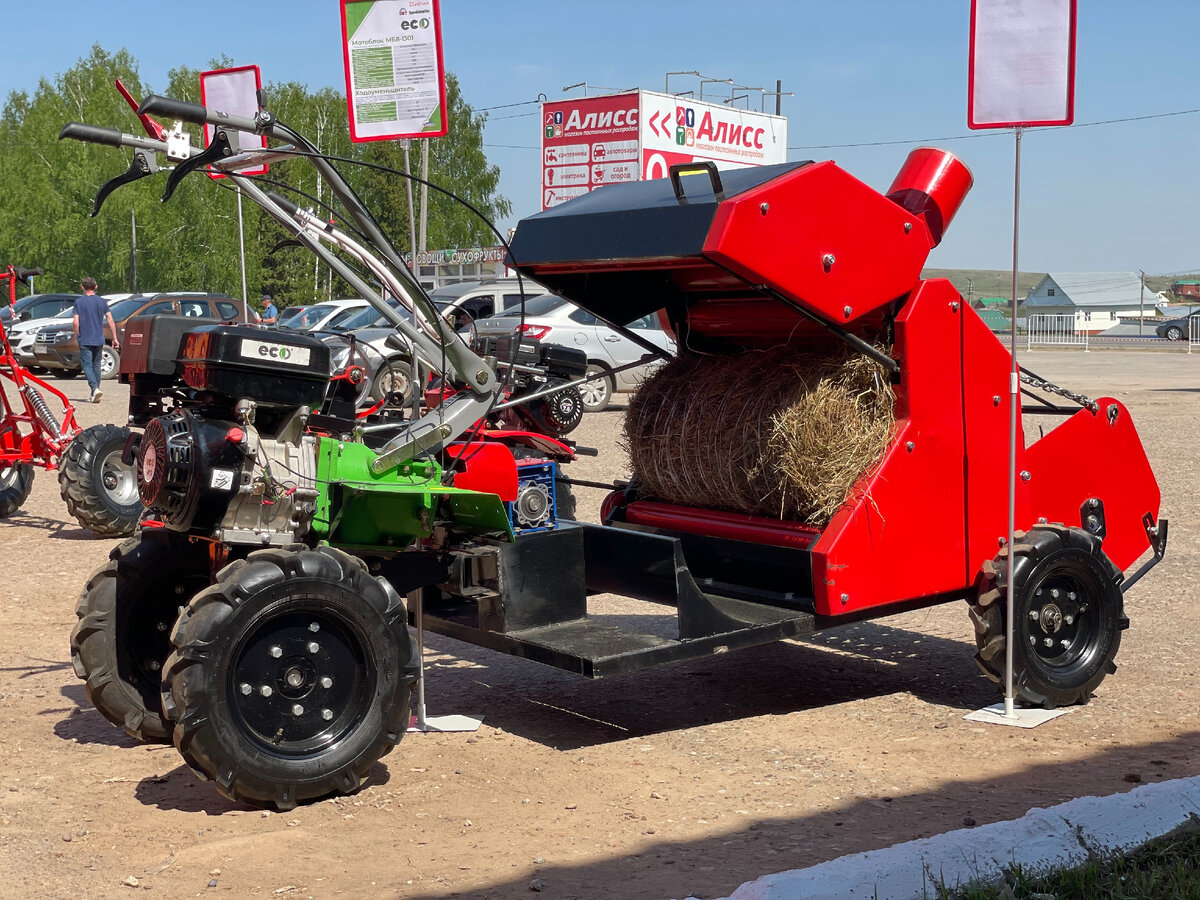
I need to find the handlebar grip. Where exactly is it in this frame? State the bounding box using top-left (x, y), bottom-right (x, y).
top-left (137, 94), bottom-right (208, 125)
top-left (266, 191), bottom-right (300, 217)
top-left (59, 123), bottom-right (124, 147)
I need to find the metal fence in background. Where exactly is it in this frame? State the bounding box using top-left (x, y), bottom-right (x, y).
top-left (1027, 314), bottom-right (1088, 351)
top-left (1190, 315), bottom-right (1200, 354)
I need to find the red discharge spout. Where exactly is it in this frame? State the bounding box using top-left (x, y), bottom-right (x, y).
top-left (886, 147), bottom-right (973, 247)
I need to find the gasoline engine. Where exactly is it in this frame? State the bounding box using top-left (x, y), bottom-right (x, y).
top-left (125, 318), bottom-right (330, 546)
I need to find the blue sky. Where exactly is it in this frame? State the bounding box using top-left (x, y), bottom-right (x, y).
top-left (3, 1), bottom-right (1198, 275)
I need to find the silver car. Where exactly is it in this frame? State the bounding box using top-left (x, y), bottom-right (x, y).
top-left (471, 295), bottom-right (674, 411)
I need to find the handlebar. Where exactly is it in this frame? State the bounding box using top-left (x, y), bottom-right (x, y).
top-left (138, 94), bottom-right (260, 134)
top-left (59, 123), bottom-right (125, 148)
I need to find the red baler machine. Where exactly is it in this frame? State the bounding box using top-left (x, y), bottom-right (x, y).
top-left (469, 149), bottom-right (1165, 709)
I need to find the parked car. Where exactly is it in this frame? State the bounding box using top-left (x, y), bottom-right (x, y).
top-left (34, 292), bottom-right (245, 379)
top-left (472, 294), bottom-right (675, 411)
top-left (1155, 309), bottom-right (1200, 341)
top-left (323, 301), bottom-right (422, 404)
top-left (427, 279), bottom-right (548, 328)
top-left (277, 305), bottom-right (308, 328)
top-left (1, 292), bottom-right (80, 327)
top-left (11, 302), bottom-right (114, 369)
top-left (294, 298), bottom-right (369, 333)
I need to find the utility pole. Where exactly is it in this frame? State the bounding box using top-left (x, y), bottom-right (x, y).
top-left (1139, 270), bottom-right (1145, 336)
top-left (130, 207), bottom-right (137, 293)
top-left (966, 277), bottom-right (975, 307)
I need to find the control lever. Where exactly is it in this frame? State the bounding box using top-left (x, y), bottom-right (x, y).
top-left (161, 128), bottom-right (233, 202)
top-left (92, 149), bottom-right (158, 217)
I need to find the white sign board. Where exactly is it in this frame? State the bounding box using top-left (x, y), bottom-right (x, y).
top-left (340, 0), bottom-right (448, 142)
top-left (200, 65), bottom-right (267, 177)
top-left (969, 0), bottom-right (1076, 128)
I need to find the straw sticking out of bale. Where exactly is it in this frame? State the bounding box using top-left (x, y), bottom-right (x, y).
top-left (623, 346), bottom-right (896, 524)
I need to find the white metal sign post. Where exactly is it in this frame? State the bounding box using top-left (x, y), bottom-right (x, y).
top-left (340, 0), bottom-right (474, 734)
top-left (201, 65), bottom-right (268, 322)
top-left (966, 0), bottom-right (1077, 727)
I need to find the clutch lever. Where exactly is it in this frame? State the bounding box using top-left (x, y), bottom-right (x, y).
top-left (161, 128), bottom-right (234, 202)
top-left (92, 149), bottom-right (159, 217)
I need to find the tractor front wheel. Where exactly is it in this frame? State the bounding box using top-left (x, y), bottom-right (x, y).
top-left (0, 462), bottom-right (34, 518)
top-left (161, 546), bottom-right (417, 810)
top-left (970, 526), bottom-right (1125, 709)
top-left (70, 531), bottom-right (210, 742)
top-left (59, 423), bottom-right (143, 536)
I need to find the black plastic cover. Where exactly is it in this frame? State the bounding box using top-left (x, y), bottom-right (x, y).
top-left (179, 325), bottom-right (330, 407)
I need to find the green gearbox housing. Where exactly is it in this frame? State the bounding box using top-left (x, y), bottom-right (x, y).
top-left (311, 439), bottom-right (514, 550)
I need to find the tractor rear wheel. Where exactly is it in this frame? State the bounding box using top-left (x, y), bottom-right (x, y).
top-left (161, 546), bottom-right (417, 810)
top-left (0, 462), bottom-right (34, 518)
top-left (70, 531), bottom-right (210, 742)
top-left (969, 526), bottom-right (1125, 709)
top-left (59, 423), bottom-right (143, 536)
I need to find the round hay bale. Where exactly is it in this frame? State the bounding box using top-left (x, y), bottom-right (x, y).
top-left (623, 346), bottom-right (895, 523)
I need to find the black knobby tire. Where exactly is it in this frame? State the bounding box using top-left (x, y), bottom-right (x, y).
top-left (70, 531), bottom-right (210, 742)
top-left (526, 383), bottom-right (584, 437)
top-left (0, 462), bottom-right (35, 518)
top-left (161, 546), bottom-right (418, 810)
top-left (969, 526), bottom-right (1125, 709)
top-left (59, 423), bottom-right (143, 536)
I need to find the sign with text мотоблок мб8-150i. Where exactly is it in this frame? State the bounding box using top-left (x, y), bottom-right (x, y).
top-left (340, 0), bottom-right (448, 142)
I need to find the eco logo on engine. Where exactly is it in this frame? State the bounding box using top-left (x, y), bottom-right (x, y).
top-left (239, 339), bottom-right (311, 367)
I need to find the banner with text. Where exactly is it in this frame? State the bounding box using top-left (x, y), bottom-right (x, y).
top-left (341, 0), bottom-right (448, 141)
top-left (540, 90), bottom-right (787, 209)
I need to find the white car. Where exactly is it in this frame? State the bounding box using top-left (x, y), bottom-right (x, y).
top-left (293, 298), bottom-right (369, 333)
top-left (472, 295), bottom-right (675, 411)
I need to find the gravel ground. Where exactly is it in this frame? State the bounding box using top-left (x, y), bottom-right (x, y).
top-left (0, 349), bottom-right (1196, 900)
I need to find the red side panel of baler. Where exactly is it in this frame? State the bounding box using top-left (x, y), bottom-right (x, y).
top-left (1023, 400), bottom-right (1160, 572)
top-left (703, 161), bottom-right (934, 326)
top-left (810, 279), bottom-right (968, 615)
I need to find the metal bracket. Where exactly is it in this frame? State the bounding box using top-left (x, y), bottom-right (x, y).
top-left (1080, 497), bottom-right (1106, 540)
top-left (1120, 515), bottom-right (1168, 594)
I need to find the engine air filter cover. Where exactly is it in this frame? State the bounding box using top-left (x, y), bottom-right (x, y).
top-left (180, 325), bottom-right (330, 407)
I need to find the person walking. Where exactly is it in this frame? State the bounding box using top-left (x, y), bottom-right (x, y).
top-left (72, 276), bottom-right (118, 403)
top-left (260, 294), bottom-right (278, 326)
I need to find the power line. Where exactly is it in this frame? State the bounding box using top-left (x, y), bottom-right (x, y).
top-left (787, 107), bottom-right (1200, 151)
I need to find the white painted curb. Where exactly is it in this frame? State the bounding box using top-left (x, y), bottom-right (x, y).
top-left (705, 775), bottom-right (1200, 900)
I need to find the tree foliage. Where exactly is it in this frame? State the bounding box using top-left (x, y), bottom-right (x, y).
top-left (0, 45), bottom-right (510, 308)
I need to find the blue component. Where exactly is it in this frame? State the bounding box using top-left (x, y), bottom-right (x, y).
top-left (507, 461), bottom-right (559, 534)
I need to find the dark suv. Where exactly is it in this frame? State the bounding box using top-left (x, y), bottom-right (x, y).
top-left (0, 292), bottom-right (80, 327)
top-left (34, 292), bottom-right (247, 379)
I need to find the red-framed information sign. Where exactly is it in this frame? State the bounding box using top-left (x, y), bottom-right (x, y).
top-left (200, 65), bottom-right (268, 177)
top-left (340, 0), bottom-right (449, 142)
top-left (968, 0), bottom-right (1077, 129)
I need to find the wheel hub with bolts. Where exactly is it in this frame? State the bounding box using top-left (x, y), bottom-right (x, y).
top-left (1027, 580), bottom-right (1085, 664)
top-left (230, 611), bottom-right (366, 755)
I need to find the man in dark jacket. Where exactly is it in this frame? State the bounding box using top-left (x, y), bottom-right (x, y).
top-left (72, 276), bottom-right (118, 403)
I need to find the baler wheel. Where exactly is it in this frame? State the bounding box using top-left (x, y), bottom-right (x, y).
top-left (160, 546), bottom-right (416, 810)
top-left (70, 531), bottom-right (209, 742)
top-left (970, 526), bottom-right (1125, 709)
top-left (59, 423), bottom-right (143, 536)
top-left (0, 462), bottom-right (34, 518)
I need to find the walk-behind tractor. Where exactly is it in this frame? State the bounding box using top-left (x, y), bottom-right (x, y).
top-left (60, 96), bottom-right (1164, 811)
top-left (0, 264), bottom-right (147, 535)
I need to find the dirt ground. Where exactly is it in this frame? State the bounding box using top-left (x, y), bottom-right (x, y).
top-left (2, 349), bottom-right (1198, 900)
